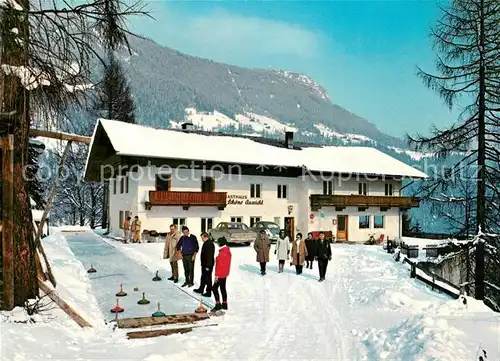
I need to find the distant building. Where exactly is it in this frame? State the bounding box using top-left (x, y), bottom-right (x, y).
top-left (84, 119), bottom-right (426, 242)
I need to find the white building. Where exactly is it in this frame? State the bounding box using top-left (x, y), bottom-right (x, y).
top-left (84, 119), bottom-right (426, 242)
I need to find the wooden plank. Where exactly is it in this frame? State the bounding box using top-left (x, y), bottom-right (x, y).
top-left (117, 312), bottom-right (210, 329)
top-left (126, 327), bottom-right (193, 339)
top-left (38, 279), bottom-right (92, 328)
top-left (125, 324), bottom-right (217, 339)
top-left (29, 129), bottom-right (91, 144)
top-left (34, 140), bottom-right (73, 287)
top-left (2, 134), bottom-right (14, 310)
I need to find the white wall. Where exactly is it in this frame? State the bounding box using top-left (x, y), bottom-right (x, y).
top-left (107, 165), bottom-right (406, 241)
top-left (135, 167), bottom-right (300, 236)
top-left (108, 174), bottom-right (139, 236)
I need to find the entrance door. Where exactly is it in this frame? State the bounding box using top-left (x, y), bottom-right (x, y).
top-left (284, 217), bottom-right (294, 240)
top-left (336, 215), bottom-right (348, 241)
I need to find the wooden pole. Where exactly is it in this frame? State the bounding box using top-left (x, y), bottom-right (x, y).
top-left (1, 134), bottom-right (14, 310)
top-left (34, 140), bottom-right (73, 287)
top-left (29, 129), bottom-right (91, 144)
top-left (38, 279), bottom-right (92, 327)
top-left (117, 312), bottom-right (210, 329)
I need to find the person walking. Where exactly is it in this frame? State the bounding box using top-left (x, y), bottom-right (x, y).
top-left (163, 224), bottom-right (181, 283)
top-left (176, 226), bottom-right (199, 287)
top-left (290, 233), bottom-right (308, 275)
top-left (194, 232), bottom-right (215, 297)
top-left (305, 232), bottom-right (316, 269)
top-left (211, 237), bottom-right (232, 313)
top-left (315, 231), bottom-right (332, 282)
top-left (253, 229), bottom-right (271, 275)
top-left (123, 216), bottom-right (131, 243)
top-left (275, 229), bottom-right (290, 273)
top-left (131, 216), bottom-right (142, 243)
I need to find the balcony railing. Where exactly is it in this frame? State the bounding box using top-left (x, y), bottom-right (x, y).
top-left (310, 194), bottom-right (419, 211)
top-left (147, 191), bottom-right (227, 210)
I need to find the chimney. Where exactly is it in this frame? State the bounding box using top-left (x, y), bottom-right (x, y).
top-left (285, 131), bottom-right (294, 148)
top-left (181, 122), bottom-right (193, 130)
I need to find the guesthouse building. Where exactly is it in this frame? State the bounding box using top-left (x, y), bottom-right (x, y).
top-left (84, 119), bottom-right (426, 242)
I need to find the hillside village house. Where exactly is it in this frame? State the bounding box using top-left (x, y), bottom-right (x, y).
top-left (84, 119), bottom-right (427, 242)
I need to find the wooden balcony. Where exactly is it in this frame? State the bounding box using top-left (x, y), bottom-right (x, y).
top-left (310, 194), bottom-right (420, 211)
top-left (146, 191), bottom-right (227, 210)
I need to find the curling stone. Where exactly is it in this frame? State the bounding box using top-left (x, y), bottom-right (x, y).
top-left (137, 292), bottom-right (150, 305)
top-left (194, 299), bottom-right (207, 313)
top-left (152, 302), bottom-right (165, 317)
top-left (87, 265), bottom-right (97, 273)
top-left (152, 270), bottom-right (162, 281)
top-left (115, 284), bottom-right (127, 297)
top-left (110, 298), bottom-right (124, 313)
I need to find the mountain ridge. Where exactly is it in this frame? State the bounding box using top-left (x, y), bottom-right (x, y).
top-left (118, 36), bottom-right (407, 148)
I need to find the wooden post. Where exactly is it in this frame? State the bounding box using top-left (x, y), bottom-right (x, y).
top-left (1, 134), bottom-right (14, 310)
top-left (34, 140), bottom-right (73, 287)
top-left (410, 263), bottom-right (416, 278)
top-left (475, 241), bottom-right (485, 300)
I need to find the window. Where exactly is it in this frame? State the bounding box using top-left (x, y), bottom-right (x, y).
top-left (156, 174), bottom-right (171, 191)
top-left (273, 217), bottom-right (280, 226)
top-left (385, 183), bottom-right (393, 196)
top-left (359, 215), bottom-right (370, 229)
top-left (374, 215), bottom-right (384, 229)
top-left (119, 210), bottom-right (124, 229)
top-left (201, 177), bottom-right (215, 192)
top-left (323, 180), bottom-right (333, 195)
top-left (125, 175), bottom-right (129, 193)
top-left (230, 216), bottom-right (242, 223)
top-left (120, 177), bottom-right (124, 194)
top-left (173, 218), bottom-right (186, 227)
top-left (277, 185), bottom-right (287, 199)
top-left (250, 216), bottom-right (261, 227)
top-left (113, 179), bottom-right (117, 194)
top-left (250, 184), bottom-right (261, 198)
top-left (201, 218), bottom-right (213, 232)
top-left (358, 182), bottom-right (367, 195)
top-left (228, 222), bottom-right (247, 230)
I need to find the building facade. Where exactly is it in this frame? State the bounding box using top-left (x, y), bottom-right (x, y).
top-left (85, 119), bottom-right (425, 243)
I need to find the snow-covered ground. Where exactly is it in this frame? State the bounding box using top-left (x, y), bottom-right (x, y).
top-left (1, 228), bottom-right (499, 360)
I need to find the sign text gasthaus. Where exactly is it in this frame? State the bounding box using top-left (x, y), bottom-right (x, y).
top-left (227, 194), bottom-right (263, 205)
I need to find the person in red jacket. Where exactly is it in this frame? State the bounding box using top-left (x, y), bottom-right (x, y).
top-left (211, 237), bottom-right (232, 312)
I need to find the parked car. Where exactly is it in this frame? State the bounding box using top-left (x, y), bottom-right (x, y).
top-left (208, 222), bottom-right (257, 246)
top-left (251, 221), bottom-right (280, 243)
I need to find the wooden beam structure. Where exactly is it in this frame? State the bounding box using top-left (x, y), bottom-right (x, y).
top-left (1, 134), bottom-right (14, 310)
top-left (34, 140), bottom-right (74, 287)
top-left (38, 279), bottom-right (92, 328)
top-left (29, 129), bottom-right (91, 145)
top-left (117, 312), bottom-right (210, 329)
top-left (126, 324), bottom-right (217, 339)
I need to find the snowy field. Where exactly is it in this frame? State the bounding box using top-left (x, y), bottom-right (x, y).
top-left (1, 228), bottom-right (499, 361)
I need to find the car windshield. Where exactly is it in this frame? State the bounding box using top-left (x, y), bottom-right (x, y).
top-left (265, 223), bottom-right (279, 229)
top-left (227, 223), bottom-right (247, 230)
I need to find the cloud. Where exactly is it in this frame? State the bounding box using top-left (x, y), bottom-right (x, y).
top-left (130, 3), bottom-right (323, 63)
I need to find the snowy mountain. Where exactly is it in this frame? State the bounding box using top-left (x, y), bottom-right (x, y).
top-left (116, 36), bottom-right (413, 150)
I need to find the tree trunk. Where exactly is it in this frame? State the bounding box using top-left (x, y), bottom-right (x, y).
top-left (1, 3), bottom-right (38, 309)
top-left (475, 0), bottom-right (486, 300)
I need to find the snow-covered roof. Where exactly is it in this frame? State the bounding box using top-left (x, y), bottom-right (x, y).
top-left (85, 118), bottom-right (427, 179)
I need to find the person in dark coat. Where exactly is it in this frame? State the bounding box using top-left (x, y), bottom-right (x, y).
top-left (305, 232), bottom-right (316, 269)
top-left (176, 226), bottom-right (199, 287)
top-left (315, 231), bottom-right (332, 282)
top-left (194, 232), bottom-right (215, 297)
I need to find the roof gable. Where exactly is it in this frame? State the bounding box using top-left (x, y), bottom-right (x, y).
top-left (85, 118), bottom-right (427, 179)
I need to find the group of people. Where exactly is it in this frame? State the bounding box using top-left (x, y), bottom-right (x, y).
top-left (161, 225), bottom-right (333, 313)
top-left (122, 216), bottom-right (142, 243)
top-left (163, 224), bottom-right (232, 313)
top-left (254, 230), bottom-right (332, 282)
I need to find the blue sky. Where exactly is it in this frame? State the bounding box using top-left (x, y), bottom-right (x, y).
top-left (129, 0), bottom-right (458, 138)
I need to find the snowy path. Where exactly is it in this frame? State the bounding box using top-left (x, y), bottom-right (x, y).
top-left (2, 230), bottom-right (499, 361)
